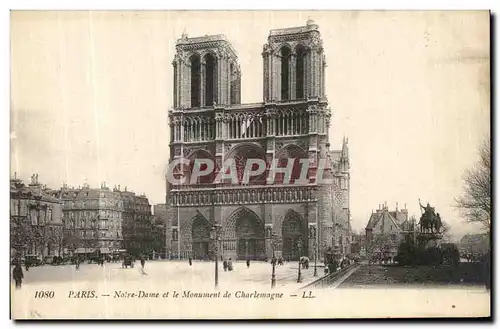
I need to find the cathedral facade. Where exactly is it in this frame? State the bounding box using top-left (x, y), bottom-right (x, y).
top-left (166, 20), bottom-right (351, 262)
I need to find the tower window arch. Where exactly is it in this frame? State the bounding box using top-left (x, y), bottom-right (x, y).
top-left (296, 45), bottom-right (307, 99)
top-left (204, 53), bottom-right (217, 106)
top-left (280, 46), bottom-right (291, 101)
top-left (173, 62), bottom-right (178, 107)
top-left (190, 54), bottom-right (201, 108)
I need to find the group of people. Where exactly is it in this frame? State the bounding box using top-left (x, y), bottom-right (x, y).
top-left (223, 258), bottom-right (234, 271)
top-left (270, 256), bottom-right (285, 266)
top-left (325, 256), bottom-right (354, 275)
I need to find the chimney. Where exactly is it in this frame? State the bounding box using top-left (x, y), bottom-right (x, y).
top-left (396, 202), bottom-right (399, 212)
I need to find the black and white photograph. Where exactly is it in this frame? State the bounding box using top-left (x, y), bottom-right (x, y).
top-left (8, 9), bottom-right (491, 319)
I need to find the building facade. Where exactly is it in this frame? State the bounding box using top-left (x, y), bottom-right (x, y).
top-left (10, 174), bottom-right (63, 261)
top-left (47, 182), bottom-right (124, 255)
top-left (166, 21), bottom-right (351, 261)
top-left (120, 189), bottom-right (154, 256)
top-left (153, 204), bottom-right (168, 258)
top-left (365, 203), bottom-right (415, 260)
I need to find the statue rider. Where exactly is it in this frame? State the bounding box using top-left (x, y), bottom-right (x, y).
top-left (419, 199), bottom-right (436, 232)
top-left (435, 213), bottom-right (442, 233)
top-left (419, 200), bottom-right (435, 217)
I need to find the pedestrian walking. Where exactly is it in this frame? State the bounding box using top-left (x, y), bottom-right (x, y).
top-left (246, 259), bottom-right (250, 268)
top-left (140, 257), bottom-right (146, 271)
top-left (188, 256), bottom-right (192, 266)
top-left (228, 258), bottom-right (233, 271)
top-left (223, 259), bottom-right (228, 272)
top-left (25, 262), bottom-right (29, 272)
top-left (76, 258), bottom-right (80, 270)
top-left (13, 262), bottom-right (24, 289)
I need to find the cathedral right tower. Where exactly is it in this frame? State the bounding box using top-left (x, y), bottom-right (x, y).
top-left (262, 19), bottom-right (326, 102)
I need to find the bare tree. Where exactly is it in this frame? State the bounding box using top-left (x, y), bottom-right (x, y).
top-left (455, 138), bottom-right (491, 230)
top-left (366, 233), bottom-right (392, 271)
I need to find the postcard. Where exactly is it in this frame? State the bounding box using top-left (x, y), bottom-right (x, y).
top-left (10, 10), bottom-right (491, 319)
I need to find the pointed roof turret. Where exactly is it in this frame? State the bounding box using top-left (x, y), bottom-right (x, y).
top-left (341, 136), bottom-right (349, 160)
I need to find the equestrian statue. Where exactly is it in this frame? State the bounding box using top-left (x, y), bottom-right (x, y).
top-left (418, 199), bottom-right (443, 234)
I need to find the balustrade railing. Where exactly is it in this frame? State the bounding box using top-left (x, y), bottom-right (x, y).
top-left (171, 103), bottom-right (319, 143)
top-left (170, 185), bottom-right (317, 207)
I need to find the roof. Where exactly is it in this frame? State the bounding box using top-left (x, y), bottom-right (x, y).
top-left (365, 209), bottom-right (401, 232)
top-left (329, 150), bottom-right (342, 163)
top-left (399, 218), bottom-right (416, 231)
top-left (269, 20), bottom-right (319, 37)
top-left (10, 181), bottom-right (61, 203)
top-left (176, 34), bottom-right (238, 59)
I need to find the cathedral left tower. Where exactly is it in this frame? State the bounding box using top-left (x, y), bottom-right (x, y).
top-left (172, 33), bottom-right (241, 109)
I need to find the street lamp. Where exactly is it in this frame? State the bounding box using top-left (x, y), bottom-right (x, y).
top-left (270, 233), bottom-right (278, 288)
top-left (297, 239), bottom-right (303, 283)
top-left (211, 224), bottom-right (222, 289)
top-left (313, 241), bottom-right (318, 277)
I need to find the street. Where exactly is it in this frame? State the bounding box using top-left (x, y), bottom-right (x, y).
top-left (10, 260), bottom-right (491, 319)
top-left (11, 259), bottom-right (321, 291)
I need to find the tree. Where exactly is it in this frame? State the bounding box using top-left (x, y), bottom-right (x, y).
top-left (366, 233), bottom-right (392, 271)
top-left (395, 235), bottom-right (417, 266)
top-left (455, 138), bottom-right (491, 230)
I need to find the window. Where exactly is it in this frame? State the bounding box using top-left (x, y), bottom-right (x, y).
top-left (280, 47), bottom-right (291, 101)
top-left (295, 45), bottom-right (307, 99)
top-left (11, 200), bottom-right (18, 216)
top-left (30, 209), bottom-right (38, 225)
top-left (47, 209), bottom-right (52, 222)
top-left (190, 54), bottom-right (201, 107)
top-left (204, 53), bottom-right (217, 106)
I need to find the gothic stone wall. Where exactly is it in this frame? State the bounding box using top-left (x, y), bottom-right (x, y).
top-left (171, 202), bottom-right (320, 260)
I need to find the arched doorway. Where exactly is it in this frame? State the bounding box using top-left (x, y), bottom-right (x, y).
top-left (191, 215), bottom-right (212, 260)
top-left (224, 207), bottom-right (265, 260)
top-left (281, 210), bottom-right (308, 261)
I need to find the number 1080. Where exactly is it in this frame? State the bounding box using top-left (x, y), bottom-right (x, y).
top-left (34, 291), bottom-right (54, 298)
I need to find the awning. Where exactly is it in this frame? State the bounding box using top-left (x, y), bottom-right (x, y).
top-left (99, 248), bottom-right (111, 254)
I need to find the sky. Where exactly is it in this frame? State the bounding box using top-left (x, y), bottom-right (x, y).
top-left (10, 11), bottom-right (490, 239)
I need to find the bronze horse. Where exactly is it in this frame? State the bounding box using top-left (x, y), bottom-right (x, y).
top-left (418, 200), bottom-right (443, 234)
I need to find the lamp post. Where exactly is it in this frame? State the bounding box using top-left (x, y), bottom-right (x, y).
top-left (297, 239), bottom-right (303, 283)
top-left (211, 224), bottom-right (222, 289)
top-left (313, 241), bottom-right (318, 277)
top-left (270, 233), bottom-right (278, 288)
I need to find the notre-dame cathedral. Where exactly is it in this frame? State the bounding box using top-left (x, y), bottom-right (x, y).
top-left (165, 20), bottom-right (351, 262)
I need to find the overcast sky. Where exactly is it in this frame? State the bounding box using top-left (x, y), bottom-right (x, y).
top-left (10, 11), bottom-right (490, 238)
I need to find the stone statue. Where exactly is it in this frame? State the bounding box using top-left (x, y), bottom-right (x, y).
top-left (418, 199), bottom-right (440, 233)
top-left (434, 213), bottom-right (443, 233)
